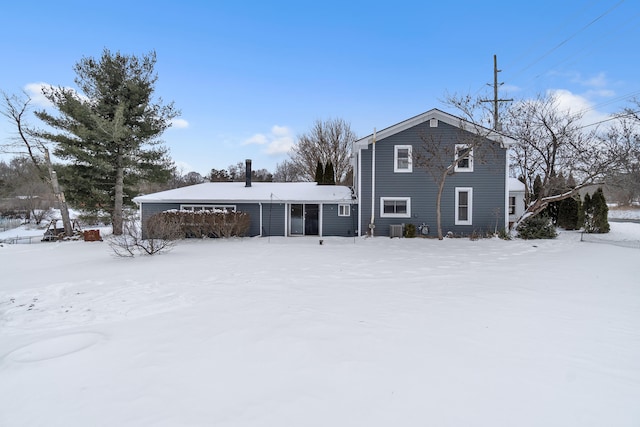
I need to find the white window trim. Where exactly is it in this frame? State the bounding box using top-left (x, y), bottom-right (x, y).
top-left (380, 197), bottom-right (411, 218)
top-left (394, 145), bottom-right (412, 173)
top-left (180, 204), bottom-right (237, 212)
top-left (338, 204), bottom-right (350, 217)
top-left (454, 144), bottom-right (474, 172)
top-left (455, 188), bottom-right (473, 225)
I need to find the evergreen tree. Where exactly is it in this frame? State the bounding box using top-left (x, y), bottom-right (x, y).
top-left (557, 195), bottom-right (581, 230)
top-left (547, 172), bottom-right (566, 224)
top-left (324, 161), bottom-right (335, 185)
top-left (582, 193), bottom-right (593, 231)
top-left (35, 49), bottom-right (179, 234)
top-left (590, 188), bottom-right (610, 233)
top-left (314, 160), bottom-right (324, 184)
top-left (532, 175), bottom-right (543, 201)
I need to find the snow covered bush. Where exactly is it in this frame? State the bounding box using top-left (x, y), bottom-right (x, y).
top-left (156, 210), bottom-right (250, 238)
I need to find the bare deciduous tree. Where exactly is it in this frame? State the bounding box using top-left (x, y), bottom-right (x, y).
top-left (289, 118), bottom-right (355, 184)
top-left (506, 93), bottom-right (615, 226)
top-left (601, 117), bottom-right (639, 205)
top-left (603, 103), bottom-right (640, 205)
top-left (273, 160), bottom-right (300, 182)
top-left (1, 91), bottom-right (73, 235)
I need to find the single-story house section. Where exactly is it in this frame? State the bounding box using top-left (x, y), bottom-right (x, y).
top-left (133, 181), bottom-right (358, 237)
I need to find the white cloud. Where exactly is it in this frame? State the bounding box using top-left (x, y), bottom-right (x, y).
top-left (243, 125), bottom-right (295, 155)
top-left (171, 118), bottom-right (189, 129)
top-left (24, 82), bottom-right (88, 107)
top-left (271, 125), bottom-right (290, 137)
top-left (579, 72), bottom-right (608, 89)
top-left (266, 125), bottom-right (295, 155)
top-left (172, 160), bottom-right (194, 174)
top-left (24, 82), bottom-right (54, 107)
top-left (548, 88), bottom-right (612, 127)
top-left (243, 133), bottom-right (269, 145)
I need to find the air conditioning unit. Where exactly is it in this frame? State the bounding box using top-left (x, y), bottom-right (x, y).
top-left (389, 224), bottom-right (403, 238)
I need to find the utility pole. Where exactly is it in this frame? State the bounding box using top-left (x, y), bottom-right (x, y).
top-left (481, 54), bottom-right (512, 130)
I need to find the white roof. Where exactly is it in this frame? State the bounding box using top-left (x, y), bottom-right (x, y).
top-left (133, 182), bottom-right (354, 204)
top-left (509, 177), bottom-right (526, 192)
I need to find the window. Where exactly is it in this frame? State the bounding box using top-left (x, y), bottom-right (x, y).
top-left (338, 204), bottom-right (350, 217)
top-left (181, 204), bottom-right (236, 212)
top-left (394, 145), bottom-right (412, 173)
top-left (455, 188), bottom-right (473, 225)
top-left (380, 197), bottom-right (411, 218)
top-left (454, 144), bottom-right (473, 172)
top-left (509, 196), bottom-right (516, 215)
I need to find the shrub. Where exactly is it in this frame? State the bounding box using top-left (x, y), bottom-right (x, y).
top-left (516, 215), bottom-right (557, 239)
top-left (152, 210), bottom-right (251, 238)
top-left (404, 223), bottom-right (416, 238)
top-left (498, 228), bottom-right (511, 240)
top-left (108, 220), bottom-right (181, 257)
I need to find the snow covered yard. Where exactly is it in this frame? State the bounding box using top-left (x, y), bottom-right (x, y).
top-left (1, 224), bottom-right (639, 427)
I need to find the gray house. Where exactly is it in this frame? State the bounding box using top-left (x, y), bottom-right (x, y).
top-left (133, 180), bottom-right (357, 237)
top-left (353, 109), bottom-right (516, 237)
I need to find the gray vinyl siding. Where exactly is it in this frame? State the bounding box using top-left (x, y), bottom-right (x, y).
top-left (139, 202), bottom-right (180, 239)
top-left (261, 203), bottom-right (286, 236)
top-left (358, 119), bottom-right (506, 237)
top-left (233, 203), bottom-right (261, 236)
top-left (322, 203), bottom-right (359, 236)
top-left (140, 203), bottom-right (180, 224)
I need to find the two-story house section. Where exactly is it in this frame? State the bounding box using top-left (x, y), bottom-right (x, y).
top-left (352, 109), bottom-right (516, 237)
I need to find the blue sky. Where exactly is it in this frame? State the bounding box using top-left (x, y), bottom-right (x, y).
top-left (1, 0), bottom-right (638, 175)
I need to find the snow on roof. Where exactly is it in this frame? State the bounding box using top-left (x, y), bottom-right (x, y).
top-left (133, 182), bottom-right (354, 204)
top-left (509, 177), bottom-right (526, 192)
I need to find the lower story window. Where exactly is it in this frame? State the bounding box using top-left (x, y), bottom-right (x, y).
top-left (380, 197), bottom-right (411, 218)
top-left (455, 188), bottom-right (473, 225)
top-left (181, 204), bottom-right (236, 212)
top-left (338, 204), bottom-right (350, 217)
top-left (509, 196), bottom-right (516, 215)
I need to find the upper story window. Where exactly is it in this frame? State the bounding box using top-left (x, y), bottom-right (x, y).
top-left (454, 144), bottom-right (474, 172)
top-left (394, 145), bottom-right (412, 173)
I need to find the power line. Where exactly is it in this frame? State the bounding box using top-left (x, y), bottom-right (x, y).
top-left (575, 109), bottom-right (640, 130)
top-left (514, 0), bottom-right (626, 78)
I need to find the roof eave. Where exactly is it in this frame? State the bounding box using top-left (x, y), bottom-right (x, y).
top-left (354, 108), bottom-right (517, 148)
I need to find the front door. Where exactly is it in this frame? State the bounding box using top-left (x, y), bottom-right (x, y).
top-left (304, 204), bottom-right (319, 236)
top-left (290, 204), bottom-right (319, 236)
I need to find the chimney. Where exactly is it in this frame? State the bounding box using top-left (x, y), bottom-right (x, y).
top-left (245, 159), bottom-right (252, 187)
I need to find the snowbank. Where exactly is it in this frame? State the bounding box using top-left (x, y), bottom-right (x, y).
top-left (1, 223), bottom-right (639, 426)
